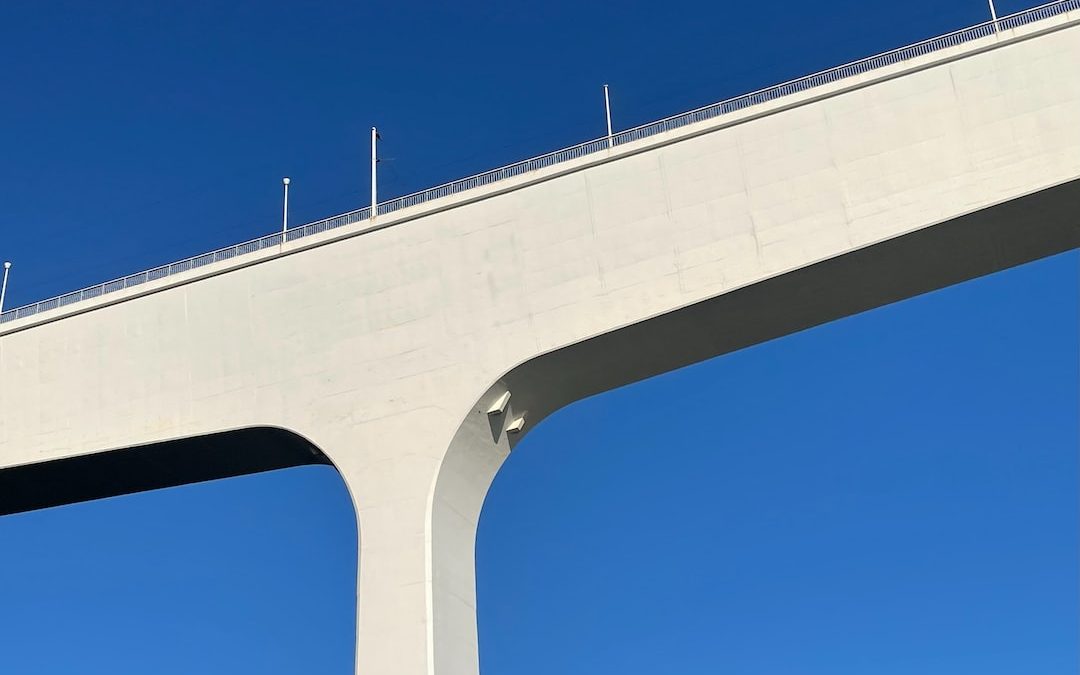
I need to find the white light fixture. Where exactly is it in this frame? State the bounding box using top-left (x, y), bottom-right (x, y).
top-left (487, 391), bottom-right (511, 415)
top-left (506, 413), bottom-right (526, 434)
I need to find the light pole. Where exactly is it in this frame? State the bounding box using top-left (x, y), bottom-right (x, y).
top-left (282, 177), bottom-right (291, 241)
top-left (988, 0), bottom-right (999, 29)
top-left (0, 261), bottom-right (11, 314)
top-left (371, 127), bottom-right (379, 219)
top-left (603, 84), bottom-right (614, 148)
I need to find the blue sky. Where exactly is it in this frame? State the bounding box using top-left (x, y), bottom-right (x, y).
top-left (0, 1), bottom-right (1076, 673)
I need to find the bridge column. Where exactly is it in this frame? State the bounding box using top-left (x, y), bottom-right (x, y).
top-left (427, 386), bottom-right (515, 675)
top-left (331, 383), bottom-right (513, 675)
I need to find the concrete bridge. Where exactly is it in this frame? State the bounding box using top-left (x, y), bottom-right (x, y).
top-left (1, 6), bottom-right (1079, 674)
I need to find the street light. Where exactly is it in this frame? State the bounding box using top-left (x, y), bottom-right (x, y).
top-left (0, 261), bottom-right (11, 314)
top-left (604, 84), bottom-right (614, 148)
top-left (282, 177), bottom-right (291, 240)
top-left (371, 127), bottom-right (379, 219)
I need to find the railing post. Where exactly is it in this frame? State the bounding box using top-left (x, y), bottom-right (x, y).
top-left (988, 0), bottom-right (1000, 31)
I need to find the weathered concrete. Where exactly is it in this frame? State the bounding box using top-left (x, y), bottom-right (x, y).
top-left (1, 13), bottom-right (1078, 675)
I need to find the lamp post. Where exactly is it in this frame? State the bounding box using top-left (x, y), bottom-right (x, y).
top-left (604, 84), bottom-right (614, 148)
top-left (371, 127), bottom-right (379, 219)
top-left (0, 261), bottom-right (11, 314)
top-left (282, 177), bottom-right (291, 241)
top-left (988, 0), bottom-right (999, 29)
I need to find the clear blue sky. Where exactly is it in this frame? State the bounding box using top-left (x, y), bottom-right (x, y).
top-left (0, 1), bottom-right (1075, 673)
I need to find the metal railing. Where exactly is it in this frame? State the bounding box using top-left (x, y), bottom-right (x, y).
top-left (2, 0), bottom-right (1077, 326)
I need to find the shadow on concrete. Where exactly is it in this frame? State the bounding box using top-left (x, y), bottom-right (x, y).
top-left (0, 427), bottom-right (333, 516)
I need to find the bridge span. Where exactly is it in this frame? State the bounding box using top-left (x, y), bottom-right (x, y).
top-left (1, 6), bottom-right (1079, 674)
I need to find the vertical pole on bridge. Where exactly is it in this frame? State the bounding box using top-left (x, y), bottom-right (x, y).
top-left (0, 261), bottom-right (11, 314)
top-left (604, 84), bottom-right (614, 148)
top-left (371, 127), bottom-right (379, 219)
top-left (281, 177), bottom-right (291, 243)
top-left (988, 0), bottom-right (999, 30)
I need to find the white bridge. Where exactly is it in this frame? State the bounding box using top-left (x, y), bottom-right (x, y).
top-left (1, 5), bottom-right (1078, 674)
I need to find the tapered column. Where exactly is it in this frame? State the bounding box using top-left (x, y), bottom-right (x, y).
top-left (335, 384), bottom-right (513, 675)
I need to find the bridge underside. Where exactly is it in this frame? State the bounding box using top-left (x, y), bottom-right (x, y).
top-left (0, 427), bottom-right (332, 516)
top-left (503, 177), bottom-right (1080, 430)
